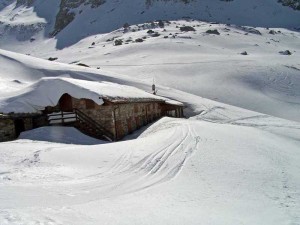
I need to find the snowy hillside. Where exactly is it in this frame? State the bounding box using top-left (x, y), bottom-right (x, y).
top-left (1, 108), bottom-right (300, 224)
top-left (0, 76), bottom-right (178, 113)
top-left (43, 21), bottom-right (300, 122)
top-left (0, 1), bottom-right (300, 224)
top-left (0, 33), bottom-right (300, 225)
top-left (0, 0), bottom-right (300, 49)
top-left (1, 19), bottom-right (300, 122)
top-left (0, 1), bottom-right (299, 123)
top-left (0, 50), bottom-right (299, 224)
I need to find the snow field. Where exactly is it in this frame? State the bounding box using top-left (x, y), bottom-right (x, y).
top-left (0, 3), bottom-right (299, 224)
top-left (2, 20), bottom-right (298, 121)
top-left (0, 115), bottom-right (299, 224)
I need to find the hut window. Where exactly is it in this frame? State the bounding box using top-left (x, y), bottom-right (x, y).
top-left (85, 99), bottom-right (95, 109)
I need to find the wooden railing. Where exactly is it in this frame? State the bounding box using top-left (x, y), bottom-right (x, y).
top-left (73, 108), bottom-right (114, 141)
top-left (47, 109), bottom-right (114, 142)
top-left (48, 111), bottom-right (76, 124)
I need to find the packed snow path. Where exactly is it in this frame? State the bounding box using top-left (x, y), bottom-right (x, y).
top-left (0, 116), bottom-right (300, 225)
top-left (0, 119), bottom-right (198, 207)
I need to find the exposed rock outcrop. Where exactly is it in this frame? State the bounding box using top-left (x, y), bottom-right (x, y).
top-left (278, 0), bottom-right (300, 10)
top-left (51, 0), bottom-right (106, 36)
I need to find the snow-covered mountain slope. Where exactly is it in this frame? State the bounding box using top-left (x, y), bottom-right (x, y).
top-left (0, 1), bottom-right (299, 224)
top-left (1, 19), bottom-right (300, 122)
top-left (0, 47), bottom-right (255, 119)
top-left (0, 0), bottom-right (299, 49)
top-left (0, 27), bottom-right (300, 225)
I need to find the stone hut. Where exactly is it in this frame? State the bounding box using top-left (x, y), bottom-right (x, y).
top-left (0, 78), bottom-right (184, 142)
top-left (45, 93), bottom-right (183, 141)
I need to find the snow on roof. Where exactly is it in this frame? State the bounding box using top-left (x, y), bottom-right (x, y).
top-left (0, 77), bottom-right (182, 113)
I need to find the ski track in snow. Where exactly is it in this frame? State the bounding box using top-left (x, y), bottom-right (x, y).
top-left (0, 120), bottom-right (203, 224)
top-left (0, 120), bottom-right (198, 202)
top-left (0, 115), bottom-right (300, 224)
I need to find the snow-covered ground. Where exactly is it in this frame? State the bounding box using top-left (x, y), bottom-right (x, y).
top-left (49, 21), bottom-right (300, 123)
top-left (0, 76), bottom-right (180, 113)
top-left (2, 20), bottom-right (299, 122)
top-left (1, 114), bottom-right (300, 225)
top-left (0, 48), bottom-right (300, 224)
top-left (18, 126), bottom-right (106, 145)
top-left (0, 7), bottom-right (300, 224)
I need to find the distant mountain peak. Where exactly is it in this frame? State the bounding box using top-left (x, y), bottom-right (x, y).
top-left (0, 0), bottom-right (299, 48)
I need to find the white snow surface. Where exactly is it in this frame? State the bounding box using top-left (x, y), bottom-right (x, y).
top-left (0, 76), bottom-right (175, 113)
top-left (1, 20), bottom-right (299, 122)
top-left (0, 16), bottom-right (300, 225)
top-left (0, 2), bottom-right (46, 25)
top-left (0, 115), bottom-right (300, 225)
top-left (0, 0), bottom-right (300, 49)
top-left (0, 45), bottom-right (300, 224)
top-left (19, 126), bottom-right (105, 145)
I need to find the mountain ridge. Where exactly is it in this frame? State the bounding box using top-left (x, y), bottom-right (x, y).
top-left (0, 0), bottom-right (300, 49)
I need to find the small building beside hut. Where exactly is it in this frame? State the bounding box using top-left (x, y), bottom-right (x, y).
top-left (0, 77), bottom-right (184, 142)
top-left (0, 113), bottom-right (48, 142)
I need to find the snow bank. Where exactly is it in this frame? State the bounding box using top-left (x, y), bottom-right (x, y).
top-left (19, 126), bottom-right (105, 145)
top-left (0, 77), bottom-right (180, 113)
top-left (0, 116), bottom-right (299, 224)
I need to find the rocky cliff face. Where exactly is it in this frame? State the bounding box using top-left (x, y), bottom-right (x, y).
top-left (0, 0), bottom-right (299, 49)
top-left (145, 0), bottom-right (193, 7)
top-left (16, 0), bottom-right (34, 6)
top-left (52, 0), bottom-right (300, 35)
top-left (52, 0), bottom-right (106, 35)
top-left (51, 0), bottom-right (181, 36)
top-left (50, 0), bottom-right (300, 36)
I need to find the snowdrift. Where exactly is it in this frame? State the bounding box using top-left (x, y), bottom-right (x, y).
top-left (1, 19), bottom-right (300, 122)
top-left (19, 126), bottom-right (105, 144)
top-left (0, 77), bottom-right (175, 113)
top-left (0, 115), bottom-right (299, 224)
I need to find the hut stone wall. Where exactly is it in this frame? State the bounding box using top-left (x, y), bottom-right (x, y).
top-left (0, 93), bottom-right (184, 142)
top-left (71, 98), bottom-right (115, 136)
top-left (0, 115), bottom-right (48, 142)
top-left (70, 97), bottom-right (164, 140)
top-left (113, 102), bottom-right (162, 140)
top-left (0, 118), bottom-right (15, 142)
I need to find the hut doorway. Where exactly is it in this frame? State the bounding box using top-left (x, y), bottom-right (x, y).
top-left (14, 119), bottom-right (25, 137)
top-left (59, 93), bottom-right (73, 112)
